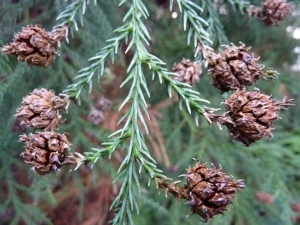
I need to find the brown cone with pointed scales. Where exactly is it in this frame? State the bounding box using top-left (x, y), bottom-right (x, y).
top-left (1, 24), bottom-right (68, 67)
top-left (156, 161), bottom-right (245, 222)
top-left (183, 161), bottom-right (245, 221)
top-left (14, 88), bottom-right (70, 131)
top-left (209, 43), bottom-right (262, 93)
top-left (261, 0), bottom-right (294, 26)
top-left (223, 88), bottom-right (294, 146)
top-left (172, 58), bottom-right (201, 86)
top-left (19, 131), bottom-right (72, 175)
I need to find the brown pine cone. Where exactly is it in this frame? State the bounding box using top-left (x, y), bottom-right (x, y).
top-left (261, 0), bottom-right (294, 26)
top-left (209, 43), bottom-right (262, 92)
top-left (14, 88), bottom-right (70, 131)
top-left (255, 192), bottom-right (274, 204)
top-left (1, 24), bottom-right (68, 67)
top-left (223, 88), bottom-right (294, 146)
top-left (183, 161), bottom-right (245, 221)
top-left (156, 161), bottom-right (245, 222)
top-left (172, 58), bottom-right (201, 86)
top-left (19, 131), bottom-right (72, 175)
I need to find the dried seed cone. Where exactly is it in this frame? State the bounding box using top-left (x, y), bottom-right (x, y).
top-left (255, 192), bottom-right (274, 204)
top-left (209, 44), bottom-right (262, 92)
top-left (184, 162), bottom-right (245, 221)
top-left (224, 88), bottom-right (294, 146)
top-left (14, 88), bottom-right (70, 131)
top-left (1, 24), bottom-right (68, 67)
top-left (261, 0), bottom-right (294, 26)
top-left (87, 107), bottom-right (105, 125)
top-left (19, 131), bottom-right (71, 175)
top-left (172, 58), bottom-right (201, 86)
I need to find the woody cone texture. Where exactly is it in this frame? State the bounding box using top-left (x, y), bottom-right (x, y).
top-left (172, 58), bottom-right (201, 86)
top-left (261, 0), bottom-right (294, 26)
top-left (14, 88), bottom-right (70, 131)
top-left (1, 24), bottom-right (68, 67)
top-left (20, 131), bottom-right (71, 175)
top-left (156, 161), bottom-right (245, 222)
top-left (223, 88), bottom-right (294, 146)
top-left (209, 44), bottom-right (262, 92)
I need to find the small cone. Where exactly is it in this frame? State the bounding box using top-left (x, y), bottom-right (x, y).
top-left (291, 202), bottom-right (300, 213)
top-left (1, 24), bottom-right (68, 67)
top-left (255, 192), bottom-right (274, 204)
top-left (95, 96), bottom-right (111, 112)
top-left (223, 88), bottom-right (294, 146)
top-left (209, 43), bottom-right (262, 92)
top-left (261, 0), bottom-right (294, 26)
top-left (14, 88), bottom-right (70, 131)
top-left (172, 58), bottom-right (201, 86)
top-left (19, 131), bottom-right (71, 175)
top-left (87, 107), bottom-right (105, 125)
top-left (184, 161), bottom-right (245, 221)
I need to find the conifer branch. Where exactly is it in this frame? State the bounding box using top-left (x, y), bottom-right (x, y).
top-left (83, 1), bottom-right (165, 224)
top-left (171, 0), bottom-right (212, 46)
top-left (225, 0), bottom-right (250, 13)
top-left (201, 0), bottom-right (229, 45)
top-left (62, 7), bottom-right (132, 102)
top-left (56, 0), bottom-right (97, 30)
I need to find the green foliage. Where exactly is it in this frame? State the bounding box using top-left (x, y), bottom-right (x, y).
top-left (0, 0), bottom-right (300, 225)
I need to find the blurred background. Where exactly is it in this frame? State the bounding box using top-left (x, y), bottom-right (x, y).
top-left (0, 0), bottom-right (300, 224)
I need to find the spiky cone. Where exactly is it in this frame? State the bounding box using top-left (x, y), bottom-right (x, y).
top-left (182, 161), bottom-right (245, 221)
top-left (208, 43), bottom-right (262, 93)
top-left (172, 58), bottom-right (201, 86)
top-left (19, 131), bottom-right (74, 175)
top-left (223, 88), bottom-right (294, 146)
top-left (14, 88), bottom-right (70, 131)
top-left (255, 192), bottom-right (274, 204)
top-left (155, 161), bottom-right (245, 222)
top-left (261, 0), bottom-right (294, 26)
top-left (1, 24), bottom-right (68, 67)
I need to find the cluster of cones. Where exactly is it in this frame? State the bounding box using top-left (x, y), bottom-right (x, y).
top-left (173, 42), bottom-right (294, 146)
top-left (14, 88), bottom-right (83, 175)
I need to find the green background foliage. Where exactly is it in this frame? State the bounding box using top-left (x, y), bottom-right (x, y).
top-left (0, 0), bottom-right (299, 224)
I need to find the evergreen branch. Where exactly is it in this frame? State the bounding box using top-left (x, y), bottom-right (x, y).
top-left (62, 12), bottom-right (133, 102)
top-left (172, 0), bottom-right (212, 46)
top-left (201, 0), bottom-right (229, 45)
top-left (56, 0), bottom-right (97, 30)
top-left (82, 1), bottom-right (164, 224)
top-left (225, 0), bottom-right (250, 13)
top-left (144, 55), bottom-right (212, 124)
